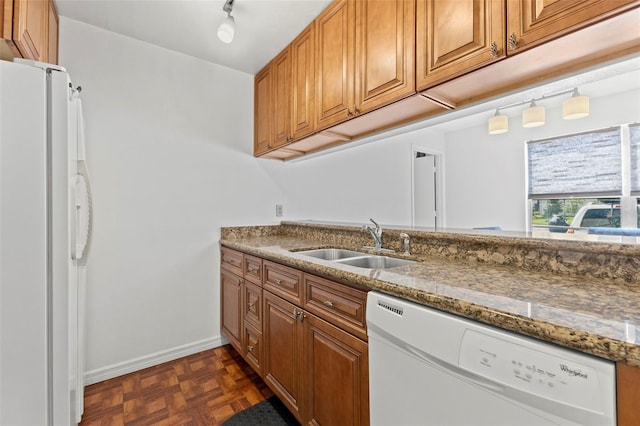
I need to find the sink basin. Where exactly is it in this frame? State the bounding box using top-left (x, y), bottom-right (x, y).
top-left (295, 248), bottom-right (367, 260)
top-left (336, 255), bottom-right (416, 269)
top-left (294, 248), bottom-right (416, 270)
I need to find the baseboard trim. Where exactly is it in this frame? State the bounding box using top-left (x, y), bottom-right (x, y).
top-left (84, 336), bottom-right (225, 385)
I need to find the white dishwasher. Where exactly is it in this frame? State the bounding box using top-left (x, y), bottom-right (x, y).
top-left (366, 292), bottom-right (616, 426)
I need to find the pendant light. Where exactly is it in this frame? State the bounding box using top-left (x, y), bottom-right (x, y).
top-left (488, 109), bottom-right (509, 134)
top-left (217, 0), bottom-right (236, 44)
top-left (522, 100), bottom-right (545, 128)
top-left (563, 88), bottom-right (590, 119)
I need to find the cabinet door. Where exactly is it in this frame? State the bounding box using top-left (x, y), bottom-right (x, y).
top-left (244, 322), bottom-right (263, 376)
top-left (263, 291), bottom-right (304, 422)
top-left (273, 48), bottom-right (292, 147)
top-left (416, 0), bottom-right (505, 91)
top-left (12, 0), bottom-right (46, 61)
top-left (291, 23), bottom-right (316, 140)
top-left (47, 0), bottom-right (58, 65)
top-left (315, 0), bottom-right (355, 130)
top-left (243, 281), bottom-right (262, 329)
top-left (506, 0), bottom-right (638, 53)
top-left (303, 312), bottom-right (369, 426)
top-left (617, 362), bottom-right (640, 426)
top-left (254, 65), bottom-right (272, 155)
top-left (221, 269), bottom-right (243, 353)
top-left (355, 0), bottom-right (416, 113)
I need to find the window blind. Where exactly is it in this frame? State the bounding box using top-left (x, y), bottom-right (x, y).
top-left (527, 128), bottom-right (622, 198)
top-left (630, 123), bottom-right (640, 195)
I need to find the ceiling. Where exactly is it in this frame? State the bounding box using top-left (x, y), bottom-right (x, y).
top-left (54, 0), bottom-right (332, 75)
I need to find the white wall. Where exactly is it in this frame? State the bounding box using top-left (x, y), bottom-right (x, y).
top-left (60, 18), bottom-right (288, 380)
top-left (272, 128), bottom-right (445, 225)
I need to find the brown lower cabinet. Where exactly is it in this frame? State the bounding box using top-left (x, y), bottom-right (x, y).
top-left (220, 246), bottom-right (369, 425)
top-left (221, 246), bottom-right (640, 425)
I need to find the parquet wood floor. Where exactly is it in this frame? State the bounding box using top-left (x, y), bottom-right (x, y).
top-left (80, 345), bottom-right (274, 426)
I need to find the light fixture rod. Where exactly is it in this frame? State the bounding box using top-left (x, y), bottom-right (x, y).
top-left (495, 88), bottom-right (576, 112)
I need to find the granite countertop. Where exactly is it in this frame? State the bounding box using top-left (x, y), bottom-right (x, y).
top-left (219, 223), bottom-right (640, 367)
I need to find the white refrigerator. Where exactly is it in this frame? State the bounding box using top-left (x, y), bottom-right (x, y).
top-left (0, 59), bottom-right (92, 425)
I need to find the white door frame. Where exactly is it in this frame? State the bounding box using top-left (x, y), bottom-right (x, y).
top-left (411, 145), bottom-right (445, 228)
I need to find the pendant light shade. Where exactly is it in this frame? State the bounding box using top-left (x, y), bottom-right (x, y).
top-left (217, 15), bottom-right (235, 43)
top-left (488, 110), bottom-right (509, 134)
top-left (563, 88), bottom-right (589, 119)
top-left (522, 101), bottom-right (545, 128)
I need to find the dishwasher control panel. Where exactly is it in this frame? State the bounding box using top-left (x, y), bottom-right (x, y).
top-left (459, 328), bottom-right (605, 415)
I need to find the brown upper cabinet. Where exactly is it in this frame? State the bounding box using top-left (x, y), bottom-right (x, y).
top-left (315, 0), bottom-right (416, 130)
top-left (506, 0), bottom-right (639, 53)
top-left (291, 23), bottom-right (316, 141)
top-left (273, 48), bottom-right (292, 147)
top-left (254, 22), bottom-right (316, 156)
top-left (315, 0), bottom-right (355, 130)
top-left (416, 0), bottom-right (505, 92)
top-left (1, 0), bottom-right (58, 64)
top-left (254, 0), bottom-right (640, 160)
top-left (254, 65), bottom-right (272, 155)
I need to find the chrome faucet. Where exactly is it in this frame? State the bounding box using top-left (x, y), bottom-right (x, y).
top-left (363, 218), bottom-right (383, 250)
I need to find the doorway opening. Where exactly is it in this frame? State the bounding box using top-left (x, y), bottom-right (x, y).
top-left (411, 147), bottom-right (444, 229)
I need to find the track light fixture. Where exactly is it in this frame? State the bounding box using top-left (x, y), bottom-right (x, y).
top-left (218, 0), bottom-right (235, 44)
top-left (487, 87), bottom-right (590, 135)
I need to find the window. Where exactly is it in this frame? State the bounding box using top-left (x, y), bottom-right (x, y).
top-left (527, 124), bottom-right (639, 234)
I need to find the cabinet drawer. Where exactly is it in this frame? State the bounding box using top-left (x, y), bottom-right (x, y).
top-left (221, 246), bottom-right (243, 275)
top-left (264, 260), bottom-right (303, 305)
top-left (243, 281), bottom-right (263, 329)
top-left (244, 254), bottom-right (263, 285)
top-left (244, 322), bottom-right (264, 376)
top-left (304, 274), bottom-right (368, 341)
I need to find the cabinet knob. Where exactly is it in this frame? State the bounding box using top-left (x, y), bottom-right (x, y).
top-left (508, 33), bottom-right (518, 51)
top-left (247, 267), bottom-right (255, 273)
top-left (247, 345), bottom-right (254, 353)
top-left (237, 278), bottom-right (242, 285)
top-left (347, 108), bottom-right (353, 117)
top-left (248, 301), bottom-right (255, 308)
top-left (353, 104), bottom-right (359, 115)
top-left (323, 300), bottom-right (334, 308)
top-left (274, 278), bottom-right (282, 285)
top-left (490, 41), bottom-right (498, 58)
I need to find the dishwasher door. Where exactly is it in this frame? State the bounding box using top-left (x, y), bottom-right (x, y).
top-left (366, 292), bottom-right (616, 426)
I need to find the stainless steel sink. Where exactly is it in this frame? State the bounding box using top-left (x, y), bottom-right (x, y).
top-left (295, 248), bottom-right (366, 260)
top-left (294, 248), bottom-right (416, 269)
top-left (336, 255), bottom-right (415, 269)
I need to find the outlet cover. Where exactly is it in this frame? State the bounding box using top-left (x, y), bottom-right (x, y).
top-left (276, 204), bottom-right (283, 217)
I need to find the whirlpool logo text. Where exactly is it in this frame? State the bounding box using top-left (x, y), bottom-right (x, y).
top-left (560, 364), bottom-right (588, 379)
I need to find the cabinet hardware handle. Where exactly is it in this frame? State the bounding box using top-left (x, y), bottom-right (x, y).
top-left (247, 345), bottom-right (254, 352)
top-left (237, 278), bottom-right (242, 285)
top-left (247, 267), bottom-right (255, 273)
top-left (508, 33), bottom-right (517, 51)
top-left (323, 300), bottom-right (334, 308)
top-left (248, 302), bottom-right (255, 308)
top-left (274, 278), bottom-right (282, 285)
top-left (353, 104), bottom-right (359, 115)
top-left (347, 108), bottom-right (353, 117)
top-left (490, 41), bottom-right (498, 58)
top-left (300, 312), bottom-right (307, 322)
top-left (293, 308), bottom-right (299, 319)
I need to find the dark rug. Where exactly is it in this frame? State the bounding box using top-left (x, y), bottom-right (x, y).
top-left (222, 396), bottom-right (300, 426)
